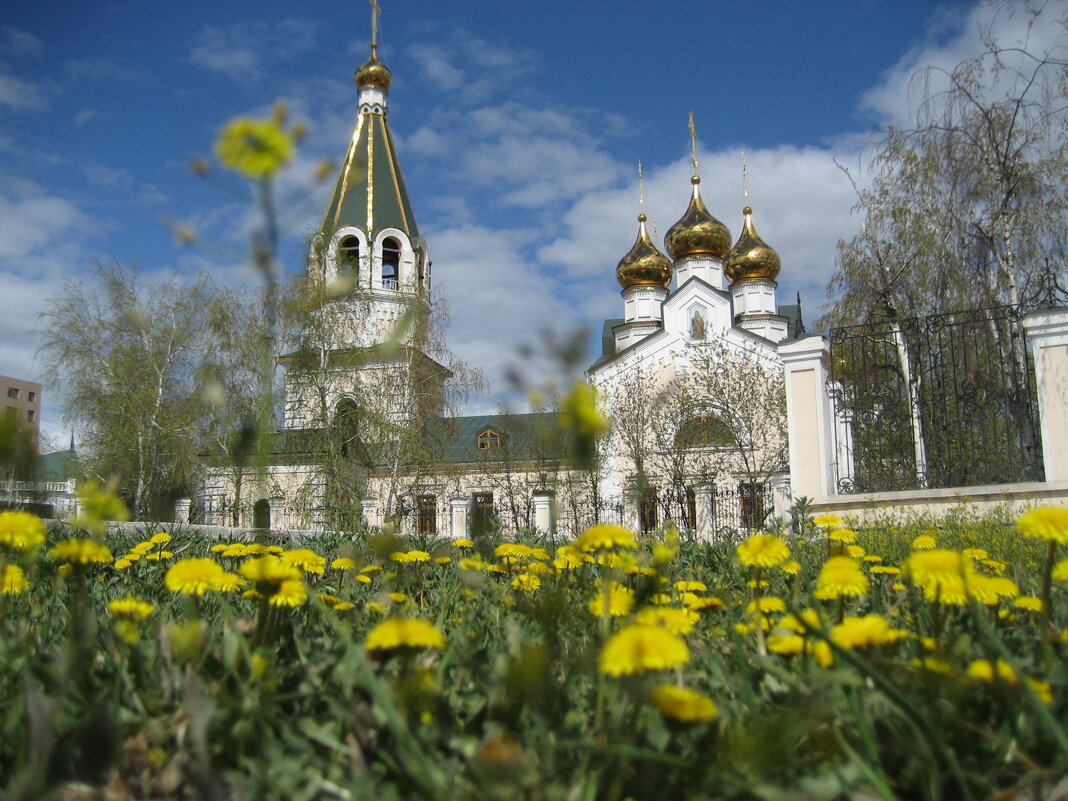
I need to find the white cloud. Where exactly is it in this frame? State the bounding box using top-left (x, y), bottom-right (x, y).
top-left (189, 18), bottom-right (318, 82)
top-left (0, 179), bottom-right (88, 260)
top-left (74, 108), bottom-right (98, 126)
top-left (0, 26), bottom-right (42, 57)
top-left (0, 72), bottom-right (51, 110)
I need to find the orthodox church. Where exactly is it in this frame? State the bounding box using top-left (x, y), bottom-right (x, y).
top-left (197, 38), bottom-right (799, 539)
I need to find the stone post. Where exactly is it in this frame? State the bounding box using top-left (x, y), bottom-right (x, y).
top-left (360, 500), bottom-right (379, 529)
top-left (174, 497), bottom-right (191, 524)
top-left (777, 336), bottom-right (837, 499)
top-left (268, 496), bottom-right (286, 532)
top-left (693, 483), bottom-right (714, 542)
top-left (449, 498), bottom-right (468, 539)
top-left (1023, 308), bottom-right (1068, 482)
top-left (532, 490), bottom-right (554, 535)
top-left (622, 482), bottom-right (641, 532)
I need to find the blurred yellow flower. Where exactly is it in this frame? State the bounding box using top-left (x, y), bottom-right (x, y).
top-left (574, 523), bottom-right (638, 552)
top-left (634, 606), bottom-right (697, 635)
top-left (1015, 505), bottom-right (1068, 544)
top-left (165, 558), bottom-right (225, 596)
top-left (452, 538), bottom-right (474, 548)
top-left (270, 579), bottom-right (307, 607)
top-left (331, 557), bottom-right (356, 570)
top-left (365, 617), bottom-right (446, 651)
top-left (736, 533), bottom-right (789, 568)
top-left (281, 548), bottom-right (327, 574)
top-left (746, 597), bottom-right (786, 616)
top-left (511, 573), bottom-right (541, 592)
top-left (813, 556), bottom-right (869, 600)
top-left (812, 514), bottom-right (843, 529)
top-left (828, 528), bottom-right (857, 544)
top-left (388, 592), bottom-right (408, 603)
top-left (599, 625), bottom-right (689, 675)
top-left (911, 535), bottom-right (937, 550)
top-left (767, 633), bottom-right (805, 654)
top-left (1050, 559), bottom-right (1068, 582)
top-left (214, 115), bottom-right (295, 178)
top-left (0, 510), bottom-right (46, 550)
top-left (107, 597), bottom-right (155, 621)
top-left (1013, 596), bottom-right (1043, 612)
top-left (48, 538), bottom-right (113, 565)
top-left (143, 551), bottom-right (174, 562)
top-left (649, 685), bottom-right (717, 723)
top-left (831, 615), bottom-right (908, 649)
top-left (150, 533), bottom-right (172, 545)
top-left (71, 480), bottom-right (129, 535)
top-left (2, 564), bottom-right (28, 595)
top-left (587, 583), bottom-right (634, 617)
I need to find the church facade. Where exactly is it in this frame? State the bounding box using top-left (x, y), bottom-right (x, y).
top-left (197, 42), bottom-right (798, 540)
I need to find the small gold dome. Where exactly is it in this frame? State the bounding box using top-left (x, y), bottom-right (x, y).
top-left (664, 176), bottom-right (732, 262)
top-left (355, 44), bottom-right (392, 90)
top-left (724, 206), bottom-right (781, 284)
top-left (616, 213), bottom-right (673, 290)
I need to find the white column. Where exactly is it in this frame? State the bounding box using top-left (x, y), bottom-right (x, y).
top-left (623, 483), bottom-right (640, 532)
top-left (694, 484), bottom-right (713, 542)
top-left (1023, 308), bottom-right (1068, 482)
top-left (449, 498), bottom-right (468, 539)
top-left (174, 497), bottom-right (191, 524)
top-left (532, 491), bottom-right (554, 534)
top-left (268, 497), bottom-right (286, 531)
top-left (361, 500), bottom-right (379, 529)
top-left (777, 336), bottom-right (836, 499)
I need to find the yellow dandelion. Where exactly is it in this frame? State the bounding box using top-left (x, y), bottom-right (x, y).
top-left (240, 555), bottom-right (301, 586)
top-left (280, 548), bottom-right (327, 574)
top-left (331, 557), bottom-right (356, 570)
top-left (812, 513), bottom-right (843, 529)
top-left (780, 560), bottom-right (801, 575)
top-left (215, 115), bottom-right (295, 178)
top-left (828, 528), bottom-right (857, 544)
top-left (846, 545), bottom-right (866, 559)
top-left (210, 543), bottom-right (228, 553)
top-left (634, 606), bottom-right (698, 635)
top-left (333, 602), bottom-right (355, 611)
top-left (649, 685), bottom-right (718, 723)
top-left (1051, 559), bottom-right (1068, 582)
top-left (511, 573), bottom-right (541, 592)
top-left (980, 559), bottom-right (1007, 575)
top-left (962, 548), bottom-right (989, 561)
top-left (48, 538), bottom-right (113, 565)
top-left (588, 583), bottom-right (635, 617)
top-left (904, 549), bottom-right (965, 588)
top-left (599, 625), bottom-right (690, 676)
top-left (2, 564), bottom-right (28, 595)
top-left (686, 596), bottom-right (724, 612)
top-left (813, 556), bottom-right (870, 600)
top-left (150, 532), bottom-right (172, 545)
top-left (113, 558), bottom-right (132, 570)
top-left (107, 597), bottom-right (155, 621)
top-left (574, 523), bottom-right (638, 552)
top-left (746, 597), bottom-right (787, 616)
top-left (863, 555), bottom-right (883, 563)
top-left (1015, 505), bottom-right (1068, 545)
top-left (365, 601), bottom-right (387, 615)
top-left (736, 533), bottom-right (789, 568)
top-left (221, 543), bottom-right (248, 558)
top-left (270, 579), bottom-right (307, 607)
top-left (356, 574), bottom-right (372, 584)
top-left (365, 618), bottom-right (446, 651)
top-left (453, 538), bottom-right (474, 548)
top-left (214, 572), bottom-right (244, 592)
top-left (967, 574), bottom-right (1018, 606)
top-left (777, 609), bottom-right (822, 633)
top-left (458, 557), bottom-right (486, 572)
top-left (360, 564), bottom-right (383, 574)
top-left (165, 558), bottom-right (225, 596)
top-left (911, 535), bottom-right (936, 550)
top-left (130, 542), bottom-right (154, 555)
top-left (674, 580), bottom-right (707, 592)
top-left (1013, 596), bottom-right (1043, 612)
top-left (143, 551), bottom-right (174, 561)
top-left (435, 556), bottom-right (452, 565)
top-left (496, 543), bottom-right (534, 560)
top-left (831, 615), bottom-right (909, 650)
top-left (266, 545), bottom-right (284, 554)
top-left (767, 633), bottom-right (806, 654)
top-left (388, 592), bottom-right (408, 603)
top-left (870, 565), bottom-right (901, 575)
top-left (966, 658), bottom-right (1017, 685)
top-left (0, 510), bottom-right (46, 550)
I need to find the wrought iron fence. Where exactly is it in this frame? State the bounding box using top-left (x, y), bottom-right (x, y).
top-left (828, 304), bottom-right (1043, 493)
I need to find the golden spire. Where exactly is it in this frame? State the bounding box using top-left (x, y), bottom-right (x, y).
top-left (617, 162), bottom-right (672, 289)
top-left (356, 0), bottom-right (392, 90)
top-left (724, 204), bottom-right (781, 284)
top-left (665, 114), bottom-right (731, 262)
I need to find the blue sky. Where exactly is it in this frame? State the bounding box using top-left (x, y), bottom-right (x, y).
top-left (2, 0), bottom-right (1059, 448)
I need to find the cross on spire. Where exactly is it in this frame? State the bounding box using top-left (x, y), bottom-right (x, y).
top-left (370, 0), bottom-right (381, 47)
top-left (688, 111), bottom-right (699, 176)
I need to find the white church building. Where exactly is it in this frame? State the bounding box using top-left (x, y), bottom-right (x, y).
top-left (197, 38), bottom-right (801, 540)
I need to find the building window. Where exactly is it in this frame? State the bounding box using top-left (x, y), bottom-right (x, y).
top-left (471, 491), bottom-right (494, 536)
top-left (418, 495), bottom-right (437, 536)
top-left (675, 414), bottom-right (735, 449)
top-left (476, 429), bottom-right (500, 449)
top-left (639, 493), bottom-right (658, 532)
top-left (381, 237), bottom-right (401, 289)
top-left (739, 482), bottom-right (768, 530)
top-left (28, 391), bottom-right (36, 402)
top-left (27, 410), bottom-right (35, 422)
top-left (337, 235), bottom-right (360, 282)
top-left (6, 388), bottom-right (18, 399)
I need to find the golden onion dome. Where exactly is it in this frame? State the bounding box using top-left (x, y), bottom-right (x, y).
top-left (724, 206), bottom-right (781, 284)
top-left (616, 214), bottom-right (673, 290)
top-left (664, 176), bottom-right (732, 262)
top-left (355, 43), bottom-right (392, 90)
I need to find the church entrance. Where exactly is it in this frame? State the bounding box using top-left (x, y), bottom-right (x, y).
top-left (253, 498), bottom-right (271, 531)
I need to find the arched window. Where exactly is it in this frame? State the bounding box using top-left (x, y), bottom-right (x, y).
top-left (675, 414), bottom-right (736, 449)
top-left (337, 236), bottom-right (360, 283)
top-left (477, 429), bottom-right (501, 449)
top-left (381, 237), bottom-right (401, 289)
top-left (335, 398), bottom-right (360, 458)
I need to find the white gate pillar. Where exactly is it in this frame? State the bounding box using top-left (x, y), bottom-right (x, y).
top-left (1023, 308), bottom-right (1068, 482)
top-left (449, 498), bottom-right (468, 539)
top-left (777, 336), bottom-right (836, 499)
top-left (532, 490), bottom-right (554, 534)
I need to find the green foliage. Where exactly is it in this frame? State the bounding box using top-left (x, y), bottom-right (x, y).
top-left (1, 505), bottom-right (1067, 801)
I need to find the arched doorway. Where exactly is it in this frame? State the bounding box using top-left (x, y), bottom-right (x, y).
top-left (253, 498), bottom-right (271, 531)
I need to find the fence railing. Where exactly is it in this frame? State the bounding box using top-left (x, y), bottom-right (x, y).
top-left (828, 304), bottom-right (1044, 494)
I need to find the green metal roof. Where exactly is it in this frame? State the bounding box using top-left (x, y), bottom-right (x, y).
top-left (319, 110), bottom-right (420, 240)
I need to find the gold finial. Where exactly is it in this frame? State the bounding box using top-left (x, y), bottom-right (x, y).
top-left (370, 0), bottom-right (381, 48)
top-left (688, 111), bottom-right (699, 176)
top-left (741, 151), bottom-right (749, 203)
